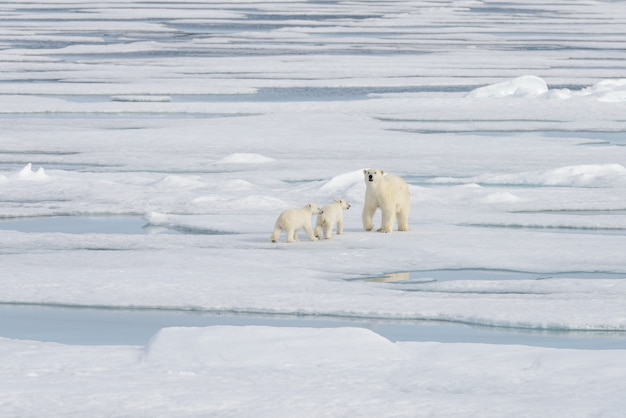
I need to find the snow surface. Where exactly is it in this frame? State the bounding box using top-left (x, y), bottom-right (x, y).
top-left (2, 0), bottom-right (626, 416)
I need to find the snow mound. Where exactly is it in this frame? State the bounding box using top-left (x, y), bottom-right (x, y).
top-left (152, 175), bottom-right (205, 190)
top-left (542, 164), bottom-right (626, 186)
top-left (582, 79), bottom-right (626, 102)
top-left (466, 75), bottom-right (549, 98)
top-left (319, 169), bottom-right (364, 197)
top-left (143, 326), bottom-right (406, 367)
top-left (483, 191), bottom-right (521, 204)
top-left (215, 153), bottom-right (275, 164)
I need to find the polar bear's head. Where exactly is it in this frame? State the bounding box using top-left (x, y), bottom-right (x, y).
top-left (334, 199), bottom-right (351, 210)
top-left (306, 203), bottom-right (323, 215)
top-left (363, 169), bottom-right (384, 184)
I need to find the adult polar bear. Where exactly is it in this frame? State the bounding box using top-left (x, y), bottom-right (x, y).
top-left (362, 169), bottom-right (410, 233)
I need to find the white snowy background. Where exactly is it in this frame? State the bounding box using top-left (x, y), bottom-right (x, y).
top-left (1, 0), bottom-right (626, 416)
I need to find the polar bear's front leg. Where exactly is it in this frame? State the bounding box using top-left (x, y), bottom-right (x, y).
top-left (303, 224), bottom-right (318, 241)
top-left (362, 203), bottom-right (376, 231)
top-left (378, 203), bottom-right (396, 233)
top-left (286, 227), bottom-right (297, 243)
top-left (314, 219), bottom-right (323, 239)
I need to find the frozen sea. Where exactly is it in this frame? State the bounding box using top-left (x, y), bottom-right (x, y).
top-left (2, 0), bottom-right (626, 416)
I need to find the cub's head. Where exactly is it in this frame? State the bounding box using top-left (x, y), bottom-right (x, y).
top-left (334, 199), bottom-right (351, 210)
top-left (363, 169), bottom-right (384, 184)
top-left (306, 203), bottom-right (323, 215)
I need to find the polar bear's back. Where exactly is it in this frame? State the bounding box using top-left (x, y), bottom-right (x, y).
top-left (276, 207), bottom-right (307, 227)
top-left (318, 201), bottom-right (341, 223)
top-left (275, 204), bottom-right (320, 228)
top-left (382, 175), bottom-right (410, 203)
top-left (383, 174), bottom-right (408, 191)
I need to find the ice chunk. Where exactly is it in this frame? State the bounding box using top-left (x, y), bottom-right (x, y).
top-left (466, 75), bottom-right (549, 98)
top-left (483, 192), bottom-right (521, 204)
top-left (16, 163), bottom-right (48, 181)
top-left (142, 326), bottom-right (407, 367)
top-left (543, 164), bottom-right (626, 187)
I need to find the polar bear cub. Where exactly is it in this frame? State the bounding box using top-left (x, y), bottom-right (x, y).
top-left (271, 203), bottom-right (323, 243)
top-left (363, 169), bottom-right (410, 233)
top-left (315, 199), bottom-right (351, 239)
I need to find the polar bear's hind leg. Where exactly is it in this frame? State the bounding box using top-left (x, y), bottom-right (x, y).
top-left (397, 208), bottom-right (409, 231)
top-left (270, 226), bottom-right (282, 242)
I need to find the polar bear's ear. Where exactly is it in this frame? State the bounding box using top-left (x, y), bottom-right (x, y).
top-left (363, 169), bottom-right (368, 174)
top-left (380, 170), bottom-right (384, 175)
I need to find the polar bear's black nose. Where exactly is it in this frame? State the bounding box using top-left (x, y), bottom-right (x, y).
top-left (368, 174), bottom-right (373, 181)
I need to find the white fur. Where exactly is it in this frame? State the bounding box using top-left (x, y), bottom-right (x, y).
top-left (271, 204), bottom-right (323, 243)
top-left (362, 169), bottom-right (410, 233)
top-left (315, 199), bottom-right (351, 239)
